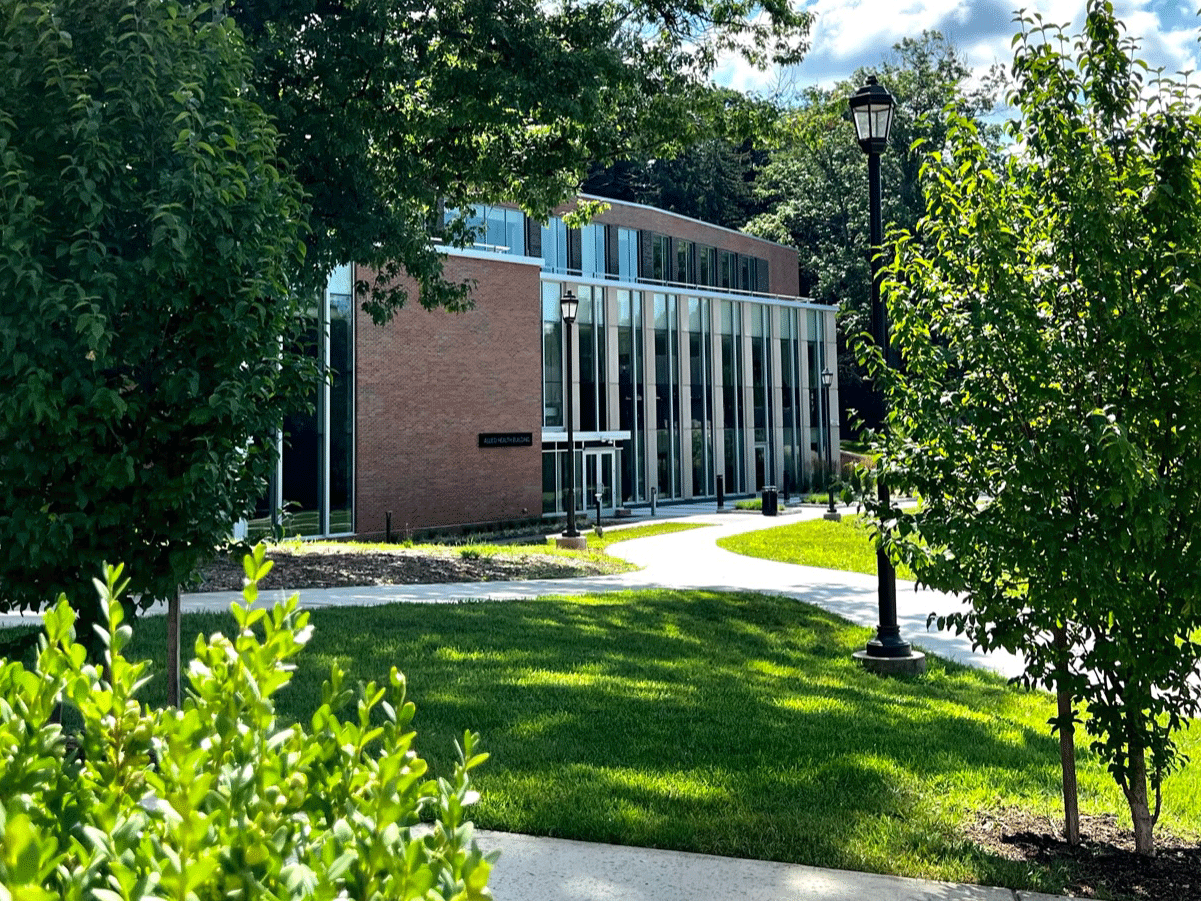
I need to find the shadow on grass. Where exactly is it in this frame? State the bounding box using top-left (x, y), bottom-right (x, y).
top-left (118, 590), bottom-right (1071, 892)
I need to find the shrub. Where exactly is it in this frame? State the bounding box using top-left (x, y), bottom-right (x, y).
top-left (0, 547), bottom-right (494, 901)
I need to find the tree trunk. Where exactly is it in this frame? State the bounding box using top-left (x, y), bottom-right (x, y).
top-left (1124, 743), bottom-right (1156, 856)
top-left (1057, 688), bottom-right (1080, 845)
top-left (167, 585), bottom-right (181, 707)
top-left (1053, 625), bottom-right (1080, 845)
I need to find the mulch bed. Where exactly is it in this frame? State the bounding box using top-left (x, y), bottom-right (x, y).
top-left (964, 808), bottom-right (1201, 899)
top-left (195, 545), bottom-right (619, 592)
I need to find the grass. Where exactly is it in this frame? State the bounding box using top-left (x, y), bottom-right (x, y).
top-left (717, 514), bottom-right (918, 581)
top-left (557, 521), bottom-right (705, 555)
top-left (114, 590), bottom-right (1199, 895)
top-left (734, 494), bottom-right (831, 510)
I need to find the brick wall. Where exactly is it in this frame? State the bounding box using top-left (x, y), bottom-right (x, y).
top-left (354, 255), bottom-right (544, 535)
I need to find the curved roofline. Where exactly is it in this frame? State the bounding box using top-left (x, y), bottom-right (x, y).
top-left (578, 193), bottom-right (798, 254)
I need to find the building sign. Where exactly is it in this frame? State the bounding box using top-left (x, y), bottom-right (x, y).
top-left (478, 432), bottom-right (533, 448)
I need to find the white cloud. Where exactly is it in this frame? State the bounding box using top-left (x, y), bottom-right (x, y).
top-left (708, 0), bottom-right (1201, 92)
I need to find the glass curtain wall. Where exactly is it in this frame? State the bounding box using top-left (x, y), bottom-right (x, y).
top-left (617, 290), bottom-right (645, 504)
top-left (329, 290), bottom-right (354, 531)
top-left (720, 300), bottom-right (744, 494)
top-left (443, 205), bottom-right (525, 255)
top-left (616, 228), bottom-right (638, 281)
top-left (779, 309), bottom-right (802, 495)
top-left (806, 309), bottom-right (827, 487)
top-left (542, 282), bottom-right (563, 428)
top-left (255, 265), bottom-right (354, 538)
top-left (279, 304), bottom-right (320, 534)
top-left (542, 218), bottom-right (569, 272)
top-left (653, 293), bottom-right (681, 497)
top-left (577, 285), bottom-right (606, 432)
top-left (581, 225), bottom-right (605, 277)
top-left (688, 298), bottom-right (713, 497)
top-left (750, 306), bottom-right (773, 490)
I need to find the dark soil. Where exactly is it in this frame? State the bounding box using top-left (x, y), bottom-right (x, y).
top-left (195, 545), bottom-right (621, 592)
top-left (965, 808), bottom-right (1201, 899)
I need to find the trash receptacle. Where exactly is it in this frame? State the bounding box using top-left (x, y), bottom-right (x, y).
top-left (761, 486), bottom-right (778, 516)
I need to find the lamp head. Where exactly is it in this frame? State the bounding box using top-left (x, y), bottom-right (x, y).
top-left (560, 290), bottom-right (578, 324)
top-left (848, 75), bottom-right (894, 155)
top-left (821, 367), bottom-right (833, 388)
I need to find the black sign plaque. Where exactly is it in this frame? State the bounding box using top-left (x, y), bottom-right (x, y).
top-left (478, 432), bottom-right (533, 448)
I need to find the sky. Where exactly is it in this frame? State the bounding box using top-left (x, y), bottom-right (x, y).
top-left (714, 0), bottom-right (1201, 96)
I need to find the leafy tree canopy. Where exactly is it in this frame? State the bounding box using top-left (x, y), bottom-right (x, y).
top-left (860, 1), bottom-right (1201, 854)
top-left (582, 89), bottom-right (780, 230)
top-left (0, 0), bottom-right (310, 638)
top-left (745, 32), bottom-right (1001, 428)
top-left (229, 0), bottom-right (812, 321)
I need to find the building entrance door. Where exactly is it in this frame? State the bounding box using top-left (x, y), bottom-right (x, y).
top-left (584, 449), bottom-right (616, 517)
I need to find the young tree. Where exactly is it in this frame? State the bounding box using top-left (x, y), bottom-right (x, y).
top-left (229, 0), bottom-right (812, 323)
top-left (862, 2), bottom-right (1201, 854)
top-left (0, 0), bottom-right (310, 693)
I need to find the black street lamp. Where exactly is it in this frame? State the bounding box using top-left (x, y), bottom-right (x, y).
top-left (849, 75), bottom-right (921, 669)
top-left (821, 367), bottom-right (840, 522)
top-left (560, 290), bottom-right (580, 539)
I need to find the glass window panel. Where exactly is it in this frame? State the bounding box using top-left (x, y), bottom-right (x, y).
top-left (329, 292), bottom-right (354, 532)
top-left (541, 217), bottom-right (568, 271)
top-left (542, 283), bottom-right (563, 427)
top-left (542, 452), bottom-right (557, 514)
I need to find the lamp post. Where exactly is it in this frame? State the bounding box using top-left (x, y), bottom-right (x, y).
top-left (849, 75), bottom-right (923, 672)
top-left (821, 367), bottom-right (840, 522)
top-left (560, 290), bottom-right (581, 540)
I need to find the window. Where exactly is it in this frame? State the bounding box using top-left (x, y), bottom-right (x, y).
top-left (581, 224), bottom-right (605, 277)
top-left (650, 233), bottom-right (670, 282)
top-left (541, 217), bottom-right (569, 272)
top-left (542, 283), bottom-right (563, 427)
top-left (719, 250), bottom-right (733, 289)
top-left (444, 205), bottom-right (525, 255)
top-left (675, 240), bottom-right (694, 285)
top-left (698, 246), bottom-right (716, 287)
top-left (616, 227), bottom-right (638, 281)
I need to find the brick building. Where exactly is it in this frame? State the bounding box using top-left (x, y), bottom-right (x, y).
top-left (253, 196), bottom-right (839, 537)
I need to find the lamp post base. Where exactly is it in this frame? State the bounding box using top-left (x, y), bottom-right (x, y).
top-left (853, 648), bottom-right (926, 676)
top-left (823, 509), bottom-right (842, 522)
top-left (556, 534), bottom-right (588, 550)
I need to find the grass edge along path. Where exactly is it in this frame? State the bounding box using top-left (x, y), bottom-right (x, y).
top-left (717, 515), bottom-right (917, 581)
top-left (117, 589), bottom-right (1200, 897)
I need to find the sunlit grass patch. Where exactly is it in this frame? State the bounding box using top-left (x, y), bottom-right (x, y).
top-left (119, 589), bottom-right (1200, 894)
top-left (717, 515), bottom-right (917, 580)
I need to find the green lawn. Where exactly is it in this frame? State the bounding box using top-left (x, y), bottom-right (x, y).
top-left (117, 590), bottom-right (1200, 895)
top-left (717, 515), bottom-right (917, 581)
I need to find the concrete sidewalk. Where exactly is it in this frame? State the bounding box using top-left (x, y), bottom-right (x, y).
top-left (476, 830), bottom-right (1064, 901)
top-left (167, 502), bottom-right (1024, 678)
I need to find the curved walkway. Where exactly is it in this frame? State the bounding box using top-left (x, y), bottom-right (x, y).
top-left (174, 503), bottom-right (1024, 679)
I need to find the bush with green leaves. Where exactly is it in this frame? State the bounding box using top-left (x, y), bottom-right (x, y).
top-left (0, 549), bottom-right (493, 901)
